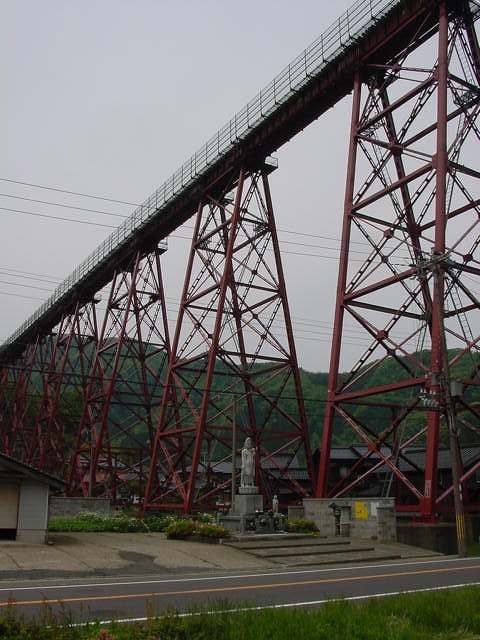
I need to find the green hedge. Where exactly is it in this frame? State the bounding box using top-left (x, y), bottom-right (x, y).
top-left (49, 513), bottom-right (193, 534)
top-left (165, 519), bottom-right (230, 540)
top-left (285, 518), bottom-right (318, 534)
top-left (49, 513), bottom-right (145, 533)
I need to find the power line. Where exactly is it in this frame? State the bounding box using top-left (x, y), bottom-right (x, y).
top-left (0, 177), bottom-right (139, 206)
top-left (0, 175), bottom-right (375, 246)
top-left (0, 279), bottom-right (51, 292)
top-left (0, 275), bottom-right (378, 345)
top-left (0, 206), bottom-right (375, 261)
top-left (0, 266), bottom-right (418, 340)
top-left (0, 291), bottom-right (44, 301)
top-left (0, 206), bottom-right (116, 229)
top-left (0, 193), bottom-right (127, 219)
top-left (0, 177), bottom-right (417, 263)
top-left (0, 273), bottom-right (390, 340)
top-left (0, 266), bottom-right (60, 278)
top-left (166, 233), bottom-right (402, 258)
top-left (0, 270), bottom-right (60, 286)
top-left (0, 175), bottom-right (439, 272)
top-left (0, 192), bottom-right (389, 255)
top-left (1, 363), bottom-right (333, 404)
top-left (1, 191), bottom-right (386, 257)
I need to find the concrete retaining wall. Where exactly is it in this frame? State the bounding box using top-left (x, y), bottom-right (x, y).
top-left (397, 522), bottom-right (457, 554)
top-left (398, 516), bottom-right (480, 555)
top-left (303, 497), bottom-right (396, 542)
top-left (49, 497), bottom-right (111, 519)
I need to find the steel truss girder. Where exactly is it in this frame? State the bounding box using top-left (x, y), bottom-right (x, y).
top-left (144, 165), bottom-right (314, 513)
top-left (317, 2), bottom-right (480, 520)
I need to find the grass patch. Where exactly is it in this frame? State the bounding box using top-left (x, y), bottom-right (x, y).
top-left (2, 586), bottom-right (479, 639)
top-left (467, 542), bottom-right (480, 557)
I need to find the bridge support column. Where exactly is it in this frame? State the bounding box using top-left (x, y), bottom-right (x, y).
top-left (317, 2), bottom-right (480, 522)
top-left (27, 300), bottom-right (100, 478)
top-left (144, 162), bottom-right (313, 513)
top-left (0, 336), bottom-right (51, 463)
top-left (69, 244), bottom-right (171, 503)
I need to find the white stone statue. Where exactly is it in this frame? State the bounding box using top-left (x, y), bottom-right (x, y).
top-left (272, 495), bottom-right (279, 514)
top-left (240, 437), bottom-right (256, 487)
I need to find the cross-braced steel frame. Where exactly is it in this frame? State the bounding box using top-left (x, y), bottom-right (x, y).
top-left (144, 163), bottom-right (313, 512)
top-left (68, 245), bottom-right (171, 502)
top-left (0, 244), bottom-right (171, 503)
top-left (28, 300), bottom-right (101, 477)
top-left (317, 1), bottom-right (480, 520)
top-left (0, 337), bottom-right (47, 462)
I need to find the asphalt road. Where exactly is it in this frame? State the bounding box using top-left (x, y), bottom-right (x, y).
top-left (0, 557), bottom-right (479, 624)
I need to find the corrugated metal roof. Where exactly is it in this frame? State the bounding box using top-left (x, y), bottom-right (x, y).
top-left (324, 445), bottom-right (480, 472)
top-left (0, 451), bottom-right (65, 489)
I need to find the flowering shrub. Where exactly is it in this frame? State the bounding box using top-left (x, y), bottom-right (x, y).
top-left (165, 520), bottom-right (230, 541)
top-left (49, 512), bottom-right (147, 533)
top-left (195, 523), bottom-right (230, 539)
top-left (164, 519), bottom-right (197, 539)
top-left (49, 511), bottom-right (225, 539)
top-left (285, 518), bottom-right (319, 534)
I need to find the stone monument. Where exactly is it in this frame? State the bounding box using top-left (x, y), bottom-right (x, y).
top-left (219, 437), bottom-right (284, 534)
top-left (232, 442), bottom-right (285, 533)
top-left (240, 437), bottom-right (256, 489)
top-left (272, 495), bottom-right (279, 514)
top-left (235, 437), bottom-right (263, 514)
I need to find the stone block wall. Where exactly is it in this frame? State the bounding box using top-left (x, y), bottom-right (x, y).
top-left (49, 496), bottom-right (111, 519)
top-left (303, 497), bottom-right (396, 542)
top-left (287, 505), bottom-right (305, 520)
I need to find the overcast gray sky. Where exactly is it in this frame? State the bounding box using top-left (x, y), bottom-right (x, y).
top-left (2, 1), bottom-right (366, 371)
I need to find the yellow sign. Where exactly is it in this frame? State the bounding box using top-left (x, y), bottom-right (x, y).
top-left (354, 501), bottom-right (368, 520)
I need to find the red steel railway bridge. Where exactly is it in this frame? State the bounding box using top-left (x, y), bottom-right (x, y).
top-left (1, 0), bottom-right (480, 520)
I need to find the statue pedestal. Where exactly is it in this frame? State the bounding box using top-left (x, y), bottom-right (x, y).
top-left (233, 492), bottom-right (263, 516)
top-left (218, 486), bottom-right (264, 534)
top-left (219, 487), bottom-right (286, 535)
top-left (238, 485), bottom-right (259, 495)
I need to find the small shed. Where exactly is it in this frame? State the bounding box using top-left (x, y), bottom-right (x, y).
top-left (0, 452), bottom-right (65, 544)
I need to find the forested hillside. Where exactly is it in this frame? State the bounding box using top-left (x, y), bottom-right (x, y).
top-left (10, 348), bottom-right (479, 453)
top-left (108, 349), bottom-right (480, 451)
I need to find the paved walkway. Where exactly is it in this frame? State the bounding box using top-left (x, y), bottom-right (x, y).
top-left (0, 533), bottom-right (442, 581)
top-left (0, 532), bottom-right (275, 580)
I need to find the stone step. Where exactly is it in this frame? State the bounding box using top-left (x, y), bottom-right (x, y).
top-left (224, 533), bottom-right (316, 545)
top-left (226, 536), bottom-right (349, 550)
top-left (275, 551), bottom-right (402, 567)
top-left (251, 544), bottom-right (375, 558)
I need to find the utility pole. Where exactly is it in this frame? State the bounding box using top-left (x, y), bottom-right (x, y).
top-left (433, 254), bottom-right (467, 557)
top-left (231, 396), bottom-right (237, 512)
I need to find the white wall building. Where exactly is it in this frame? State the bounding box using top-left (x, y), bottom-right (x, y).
top-left (0, 452), bottom-right (64, 544)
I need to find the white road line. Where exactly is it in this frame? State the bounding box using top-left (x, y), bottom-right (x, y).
top-left (71, 581), bottom-right (480, 627)
top-left (0, 556), bottom-right (476, 593)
